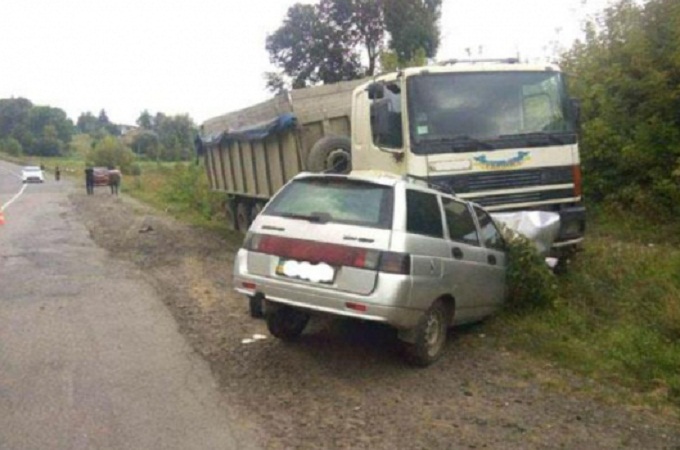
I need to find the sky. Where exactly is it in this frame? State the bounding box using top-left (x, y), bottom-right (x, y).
top-left (0, 0), bottom-right (613, 126)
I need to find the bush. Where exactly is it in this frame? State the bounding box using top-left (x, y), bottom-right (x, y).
top-left (87, 135), bottom-right (135, 174)
top-left (1, 137), bottom-right (23, 156)
top-left (501, 227), bottom-right (558, 312)
top-left (161, 163), bottom-right (222, 220)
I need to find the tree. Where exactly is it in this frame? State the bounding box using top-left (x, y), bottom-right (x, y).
top-left (561, 0), bottom-right (680, 215)
top-left (127, 111), bottom-right (196, 161)
top-left (383, 0), bottom-right (442, 65)
top-left (77, 112), bottom-right (99, 134)
top-left (87, 135), bottom-right (135, 173)
top-left (0, 137), bottom-right (23, 156)
top-left (0, 99), bottom-right (73, 156)
top-left (319, 0), bottom-right (384, 76)
top-left (136, 110), bottom-right (154, 129)
top-left (0, 98), bottom-right (32, 138)
top-left (263, 72), bottom-right (288, 95)
top-left (265, 2), bottom-right (366, 89)
top-left (131, 130), bottom-right (161, 160)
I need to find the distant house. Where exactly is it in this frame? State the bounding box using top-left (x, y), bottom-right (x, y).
top-left (117, 124), bottom-right (138, 136)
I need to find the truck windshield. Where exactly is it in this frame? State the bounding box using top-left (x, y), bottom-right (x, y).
top-left (407, 71), bottom-right (577, 154)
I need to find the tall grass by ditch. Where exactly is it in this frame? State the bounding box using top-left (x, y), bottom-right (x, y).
top-left (498, 208), bottom-right (680, 408)
top-left (123, 162), bottom-right (230, 232)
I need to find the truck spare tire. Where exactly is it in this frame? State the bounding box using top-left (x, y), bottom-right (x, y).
top-left (306, 135), bottom-right (351, 174)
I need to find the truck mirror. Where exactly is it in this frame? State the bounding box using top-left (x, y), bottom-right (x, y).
top-left (367, 82), bottom-right (385, 100)
top-left (370, 100), bottom-right (403, 148)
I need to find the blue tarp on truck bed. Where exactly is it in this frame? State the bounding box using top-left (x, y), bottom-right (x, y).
top-left (198, 113), bottom-right (297, 151)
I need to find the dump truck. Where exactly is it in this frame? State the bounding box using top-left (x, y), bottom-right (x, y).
top-left (198, 58), bottom-right (585, 251)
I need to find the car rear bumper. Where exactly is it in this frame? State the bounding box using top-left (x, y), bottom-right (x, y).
top-left (233, 250), bottom-right (424, 329)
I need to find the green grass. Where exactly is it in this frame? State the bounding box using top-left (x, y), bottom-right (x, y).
top-left (493, 209), bottom-right (680, 408)
top-left (121, 161), bottom-right (237, 237)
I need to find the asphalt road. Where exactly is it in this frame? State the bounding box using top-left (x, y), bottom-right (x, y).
top-left (0, 161), bottom-right (255, 450)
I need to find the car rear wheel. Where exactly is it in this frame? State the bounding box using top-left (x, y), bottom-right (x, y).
top-left (403, 300), bottom-right (449, 367)
top-left (249, 296), bottom-right (264, 319)
top-left (266, 303), bottom-right (309, 341)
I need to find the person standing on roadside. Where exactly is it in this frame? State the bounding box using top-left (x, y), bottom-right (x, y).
top-left (85, 167), bottom-right (94, 195)
top-left (55, 166), bottom-right (61, 181)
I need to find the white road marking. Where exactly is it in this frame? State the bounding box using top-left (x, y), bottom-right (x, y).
top-left (1, 183), bottom-right (28, 212)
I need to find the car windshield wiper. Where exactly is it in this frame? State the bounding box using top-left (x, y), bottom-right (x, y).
top-left (279, 212), bottom-right (331, 223)
top-left (498, 132), bottom-right (568, 145)
top-left (418, 135), bottom-right (494, 150)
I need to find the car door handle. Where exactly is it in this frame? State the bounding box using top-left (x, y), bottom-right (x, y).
top-left (451, 247), bottom-right (464, 260)
top-left (487, 254), bottom-right (497, 265)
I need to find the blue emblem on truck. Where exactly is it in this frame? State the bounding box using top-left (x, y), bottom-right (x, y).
top-left (473, 151), bottom-right (530, 169)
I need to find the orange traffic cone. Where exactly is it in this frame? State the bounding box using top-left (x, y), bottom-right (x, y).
top-left (0, 211), bottom-right (5, 226)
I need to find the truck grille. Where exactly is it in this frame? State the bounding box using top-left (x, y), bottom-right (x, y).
top-left (428, 166), bottom-right (576, 210)
top-left (439, 166), bottom-right (573, 194)
top-left (468, 188), bottom-right (575, 208)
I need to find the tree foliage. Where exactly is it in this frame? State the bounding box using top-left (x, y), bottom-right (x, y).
top-left (561, 0), bottom-right (680, 216)
top-left (0, 98), bottom-right (74, 156)
top-left (266, 3), bottom-right (366, 89)
top-left (76, 109), bottom-right (120, 136)
top-left (384, 0), bottom-right (442, 65)
top-left (87, 135), bottom-right (135, 173)
top-left (130, 111), bottom-right (196, 161)
top-left (265, 0), bottom-right (442, 90)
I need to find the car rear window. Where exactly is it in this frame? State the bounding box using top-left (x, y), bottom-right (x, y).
top-left (265, 178), bottom-right (394, 229)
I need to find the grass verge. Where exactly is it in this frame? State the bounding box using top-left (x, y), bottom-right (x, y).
top-left (493, 208), bottom-right (680, 409)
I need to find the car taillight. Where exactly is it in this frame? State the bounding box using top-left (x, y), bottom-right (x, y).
top-left (244, 233), bottom-right (381, 270)
top-left (378, 251), bottom-right (411, 275)
top-left (572, 165), bottom-right (582, 197)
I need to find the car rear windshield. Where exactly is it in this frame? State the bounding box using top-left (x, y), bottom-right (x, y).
top-left (264, 178), bottom-right (394, 229)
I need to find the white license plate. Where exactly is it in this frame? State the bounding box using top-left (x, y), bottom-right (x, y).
top-left (276, 259), bottom-right (335, 284)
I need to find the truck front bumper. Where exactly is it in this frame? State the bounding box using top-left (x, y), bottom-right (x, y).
top-left (553, 203), bottom-right (586, 247)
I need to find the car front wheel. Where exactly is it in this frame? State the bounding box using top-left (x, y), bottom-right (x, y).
top-left (403, 300), bottom-right (449, 367)
top-left (266, 303), bottom-right (309, 341)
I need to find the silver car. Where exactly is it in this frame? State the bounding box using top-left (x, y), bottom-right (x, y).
top-left (234, 172), bottom-right (507, 366)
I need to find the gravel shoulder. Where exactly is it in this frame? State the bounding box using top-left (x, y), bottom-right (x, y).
top-left (71, 189), bottom-right (680, 449)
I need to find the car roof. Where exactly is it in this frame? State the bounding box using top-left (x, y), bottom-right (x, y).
top-left (291, 171), bottom-right (470, 204)
top-left (23, 166), bottom-right (41, 170)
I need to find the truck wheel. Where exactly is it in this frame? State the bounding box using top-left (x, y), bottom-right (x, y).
top-left (306, 136), bottom-right (351, 174)
top-left (250, 201), bottom-right (265, 224)
top-left (224, 199), bottom-right (238, 231)
top-left (236, 201), bottom-right (251, 232)
top-left (266, 304), bottom-right (310, 341)
top-left (402, 300), bottom-right (449, 367)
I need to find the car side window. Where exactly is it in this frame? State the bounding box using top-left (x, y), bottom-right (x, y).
top-left (473, 207), bottom-right (505, 251)
top-left (406, 190), bottom-right (443, 238)
top-left (442, 198), bottom-right (479, 246)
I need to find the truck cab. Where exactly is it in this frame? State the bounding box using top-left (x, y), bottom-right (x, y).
top-left (351, 59), bottom-right (585, 249)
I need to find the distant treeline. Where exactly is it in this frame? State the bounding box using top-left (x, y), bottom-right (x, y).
top-left (0, 98), bottom-right (197, 164)
top-left (0, 98), bottom-right (73, 157)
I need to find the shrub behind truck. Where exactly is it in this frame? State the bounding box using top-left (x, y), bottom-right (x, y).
top-left (198, 58), bottom-right (585, 252)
